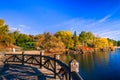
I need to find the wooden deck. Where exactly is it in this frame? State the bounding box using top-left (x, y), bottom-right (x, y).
top-left (0, 64), bottom-right (61, 80)
top-left (0, 52), bottom-right (83, 80)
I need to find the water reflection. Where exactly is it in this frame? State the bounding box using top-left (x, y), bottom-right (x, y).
top-left (60, 52), bottom-right (109, 72)
top-left (60, 49), bottom-right (120, 80)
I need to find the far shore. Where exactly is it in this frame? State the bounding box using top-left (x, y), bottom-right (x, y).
top-left (4, 50), bottom-right (63, 56)
top-left (115, 46), bottom-right (120, 48)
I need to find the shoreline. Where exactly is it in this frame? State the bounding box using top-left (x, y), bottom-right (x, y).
top-left (114, 46), bottom-right (120, 48)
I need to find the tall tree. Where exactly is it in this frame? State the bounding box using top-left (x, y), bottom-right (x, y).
top-left (78, 31), bottom-right (87, 46)
top-left (87, 32), bottom-right (95, 47)
top-left (72, 31), bottom-right (79, 47)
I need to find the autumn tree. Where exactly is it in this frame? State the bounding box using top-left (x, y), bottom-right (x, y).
top-left (0, 19), bottom-right (13, 46)
top-left (107, 38), bottom-right (117, 46)
top-left (0, 25), bottom-right (9, 35)
top-left (47, 36), bottom-right (65, 52)
top-left (35, 32), bottom-right (65, 53)
top-left (0, 19), bottom-right (4, 27)
top-left (35, 34), bottom-right (45, 48)
top-left (0, 35), bottom-right (13, 46)
top-left (94, 38), bottom-right (109, 49)
top-left (55, 30), bottom-right (74, 49)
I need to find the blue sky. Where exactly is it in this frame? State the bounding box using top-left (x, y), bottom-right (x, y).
top-left (0, 0), bottom-right (120, 40)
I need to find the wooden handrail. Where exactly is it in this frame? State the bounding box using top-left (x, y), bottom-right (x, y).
top-left (4, 52), bottom-right (83, 80)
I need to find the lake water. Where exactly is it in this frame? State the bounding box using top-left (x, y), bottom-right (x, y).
top-left (60, 48), bottom-right (120, 80)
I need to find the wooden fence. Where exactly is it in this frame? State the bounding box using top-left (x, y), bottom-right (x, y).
top-left (3, 51), bottom-right (83, 80)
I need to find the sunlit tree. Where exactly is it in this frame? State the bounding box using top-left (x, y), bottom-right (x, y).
top-left (35, 33), bottom-right (65, 52)
top-left (94, 38), bottom-right (109, 49)
top-left (78, 31), bottom-right (88, 46)
top-left (55, 30), bottom-right (74, 48)
top-left (0, 19), bottom-right (4, 27)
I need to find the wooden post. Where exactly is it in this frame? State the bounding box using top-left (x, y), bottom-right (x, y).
top-left (69, 59), bottom-right (79, 80)
top-left (22, 51), bottom-right (24, 65)
top-left (13, 48), bottom-right (15, 52)
top-left (40, 51), bottom-right (42, 68)
top-left (41, 50), bottom-right (44, 55)
top-left (70, 59), bottom-right (79, 72)
top-left (0, 52), bottom-right (5, 65)
top-left (56, 54), bottom-right (60, 60)
top-left (54, 54), bottom-right (57, 79)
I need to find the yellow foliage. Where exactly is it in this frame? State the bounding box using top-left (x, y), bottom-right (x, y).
top-left (109, 41), bottom-right (114, 47)
top-left (94, 38), bottom-right (109, 49)
top-left (35, 34), bottom-right (65, 53)
top-left (0, 19), bottom-right (4, 27)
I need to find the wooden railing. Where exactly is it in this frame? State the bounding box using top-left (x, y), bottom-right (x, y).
top-left (3, 51), bottom-right (83, 80)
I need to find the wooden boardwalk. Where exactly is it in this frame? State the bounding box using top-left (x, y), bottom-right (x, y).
top-left (0, 64), bottom-right (61, 80)
top-left (0, 52), bottom-right (83, 80)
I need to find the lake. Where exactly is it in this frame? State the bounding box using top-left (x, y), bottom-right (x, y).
top-left (60, 48), bottom-right (120, 80)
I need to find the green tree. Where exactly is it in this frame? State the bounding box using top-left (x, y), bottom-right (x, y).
top-left (117, 41), bottom-right (120, 46)
top-left (86, 32), bottom-right (95, 47)
top-left (72, 31), bottom-right (79, 47)
top-left (14, 33), bottom-right (31, 48)
top-left (28, 34), bottom-right (34, 42)
top-left (78, 31), bottom-right (87, 46)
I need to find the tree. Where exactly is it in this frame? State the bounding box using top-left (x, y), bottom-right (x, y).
top-left (55, 30), bottom-right (74, 48)
top-left (78, 31), bottom-right (95, 47)
top-left (35, 34), bottom-right (45, 47)
top-left (86, 32), bottom-right (95, 47)
top-left (0, 20), bottom-right (13, 47)
top-left (35, 33), bottom-right (65, 53)
top-left (0, 25), bottom-right (9, 35)
top-left (47, 36), bottom-right (65, 52)
top-left (28, 34), bottom-right (34, 42)
top-left (78, 31), bottom-right (87, 46)
top-left (0, 19), bottom-right (4, 27)
top-left (72, 31), bottom-right (79, 47)
top-left (94, 38), bottom-right (109, 49)
top-left (107, 38), bottom-right (117, 46)
top-left (117, 41), bottom-right (120, 46)
top-left (0, 35), bottom-right (13, 46)
top-left (14, 33), bottom-right (30, 48)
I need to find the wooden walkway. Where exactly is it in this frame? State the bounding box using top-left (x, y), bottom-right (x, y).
top-left (0, 52), bottom-right (83, 80)
top-left (0, 64), bottom-right (46, 80)
top-left (0, 64), bottom-right (62, 80)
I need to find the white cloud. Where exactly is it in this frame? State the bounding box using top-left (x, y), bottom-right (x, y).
top-left (96, 30), bottom-right (120, 39)
top-left (10, 24), bottom-right (31, 34)
top-left (53, 16), bottom-right (120, 40)
top-left (10, 27), bottom-right (18, 31)
top-left (18, 24), bottom-right (30, 29)
top-left (98, 14), bottom-right (112, 23)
